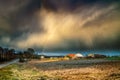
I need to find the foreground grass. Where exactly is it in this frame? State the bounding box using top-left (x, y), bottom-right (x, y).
top-left (0, 63), bottom-right (62, 80)
top-left (0, 59), bottom-right (120, 80)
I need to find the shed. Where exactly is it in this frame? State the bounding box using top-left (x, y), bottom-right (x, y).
top-left (75, 53), bottom-right (84, 58)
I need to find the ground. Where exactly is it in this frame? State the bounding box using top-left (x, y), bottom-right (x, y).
top-left (0, 59), bottom-right (120, 80)
top-left (28, 59), bottom-right (120, 80)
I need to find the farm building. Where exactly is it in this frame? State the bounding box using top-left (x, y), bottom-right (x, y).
top-left (66, 53), bottom-right (84, 59)
top-left (87, 54), bottom-right (106, 58)
top-left (75, 53), bottom-right (84, 58)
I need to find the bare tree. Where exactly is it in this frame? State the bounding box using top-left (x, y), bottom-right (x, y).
top-left (27, 48), bottom-right (35, 59)
top-left (0, 47), bottom-right (4, 61)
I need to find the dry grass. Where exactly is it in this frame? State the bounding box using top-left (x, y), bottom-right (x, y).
top-left (28, 59), bottom-right (120, 80)
top-left (0, 59), bottom-right (119, 80)
top-left (0, 63), bottom-right (62, 80)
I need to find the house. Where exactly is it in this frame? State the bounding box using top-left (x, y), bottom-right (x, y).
top-left (39, 55), bottom-right (45, 59)
top-left (66, 54), bottom-right (76, 59)
top-left (66, 53), bottom-right (84, 59)
top-left (75, 53), bottom-right (84, 58)
top-left (87, 54), bottom-right (106, 58)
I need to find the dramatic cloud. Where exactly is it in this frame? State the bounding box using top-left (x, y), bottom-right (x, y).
top-left (0, 0), bottom-right (120, 51)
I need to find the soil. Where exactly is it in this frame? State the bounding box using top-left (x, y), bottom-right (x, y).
top-left (28, 59), bottom-right (120, 80)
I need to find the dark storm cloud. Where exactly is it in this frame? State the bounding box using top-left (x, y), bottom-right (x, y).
top-left (0, 0), bottom-right (42, 39)
top-left (0, 0), bottom-right (120, 50)
top-left (10, 0), bottom-right (42, 37)
top-left (42, 0), bottom-right (120, 12)
top-left (0, 0), bottom-right (42, 47)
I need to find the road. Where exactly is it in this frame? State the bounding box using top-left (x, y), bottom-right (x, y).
top-left (0, 59), bottom-right (19, 68)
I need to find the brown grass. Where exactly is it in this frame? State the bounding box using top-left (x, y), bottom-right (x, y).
top-left (27, 59), bottom-right (120, 80)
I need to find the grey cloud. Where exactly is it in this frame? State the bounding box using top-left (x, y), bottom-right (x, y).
top-left (0, 0), bottom-right (120, 51)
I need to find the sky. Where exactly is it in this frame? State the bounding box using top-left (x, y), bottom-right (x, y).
top-left (0, 0), bottom-right (120, 51)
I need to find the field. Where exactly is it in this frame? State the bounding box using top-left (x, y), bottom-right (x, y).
top-left (29, 59), bottom-right (120, 80)
top-left (0, 59), bottom-right (120, 80)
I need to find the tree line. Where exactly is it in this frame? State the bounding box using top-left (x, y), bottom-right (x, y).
top-left (0, 46), bottom-right (36, 62)
top-left (0, 47), bottom-right (16, 62)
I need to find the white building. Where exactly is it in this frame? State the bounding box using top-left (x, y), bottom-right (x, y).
top-left (75, 53), bottom-right (84, 58)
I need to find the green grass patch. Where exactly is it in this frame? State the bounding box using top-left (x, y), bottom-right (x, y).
top-left (0, 64), bottom-right (62, 80)
top-left (0, 64), bottom-right (15, 80)
top-left (106, 56), bottom-right (120, 60)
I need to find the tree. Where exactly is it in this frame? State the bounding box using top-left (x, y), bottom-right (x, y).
top-left (4, 48), bottom-right (9, 61)
top-left (18, 51), bottom-right (25, 62)
top-left (27, 48), bottom-right (35, 59)
top-left (9, 49), bottom-right (15, 59)
top-left (27, 48), bottom-right (35, 54)
top-left (0, 47), bottom-right (4, 61)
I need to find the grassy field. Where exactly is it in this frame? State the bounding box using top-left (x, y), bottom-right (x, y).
top-left (0, 63), bottom-right (62, 80)
top-left (0, 58), bottom-right (120, 80)
top-left (30, 59), bottom-right (120, 80)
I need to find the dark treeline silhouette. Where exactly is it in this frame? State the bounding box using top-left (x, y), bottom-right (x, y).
top-left (18, 48), bottom-right (36, 62)
top-left (0, 46), bottom-right (36, 63)
top-left (0, 47), bottom-right (16, 62)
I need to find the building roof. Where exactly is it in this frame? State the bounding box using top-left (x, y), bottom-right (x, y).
top-left (67, 54), bottom-right (75, 58)
top-left (75, 53), bottom-right (84, 57)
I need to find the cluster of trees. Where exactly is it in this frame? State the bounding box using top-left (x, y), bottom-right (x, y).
top-left (18, 48), bottom-right (35, 62)
top-left (0, 46), bottom-right (37, 62)
top-left (0, 47), bottom-right (16, 62)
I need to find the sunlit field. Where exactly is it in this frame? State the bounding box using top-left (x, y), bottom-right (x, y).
top-left (0, 63), bottom-right (62, 80)
top-left (0, 58), bottom-right (120, 80)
